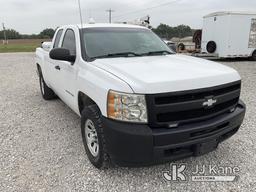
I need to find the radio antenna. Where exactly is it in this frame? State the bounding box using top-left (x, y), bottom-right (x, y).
top-left (78, 0), bottom-right (84, 28)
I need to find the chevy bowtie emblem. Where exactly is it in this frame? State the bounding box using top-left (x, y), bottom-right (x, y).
top-left (203, 97), bottom-right (217, 108)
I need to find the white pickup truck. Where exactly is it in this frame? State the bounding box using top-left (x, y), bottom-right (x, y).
top-left (36, 23), bottom-right (245, 168)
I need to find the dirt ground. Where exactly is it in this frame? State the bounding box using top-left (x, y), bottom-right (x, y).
top-left (0, 53), bottom-right (255, 192)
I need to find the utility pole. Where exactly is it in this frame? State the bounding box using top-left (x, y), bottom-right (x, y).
top-left (106, 9), bottom-right (114, 23)
top-left (2, 23), bottom-right (7, 45)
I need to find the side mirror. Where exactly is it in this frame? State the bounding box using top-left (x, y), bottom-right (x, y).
top-left (49, 48), bottom-right (76, 62)
top-left (41, 42), bottom-right (52, 51)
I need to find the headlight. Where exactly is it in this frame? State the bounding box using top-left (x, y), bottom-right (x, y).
top-left (107, 90), bottom-right (148, 123)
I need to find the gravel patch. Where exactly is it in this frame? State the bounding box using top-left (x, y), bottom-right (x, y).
top-left (0, 53), bottom-right (255, 192)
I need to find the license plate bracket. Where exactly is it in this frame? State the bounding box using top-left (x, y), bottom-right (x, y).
top-left (194, 139), bottom-right (218, 156)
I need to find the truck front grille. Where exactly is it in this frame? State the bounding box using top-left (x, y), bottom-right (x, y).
top-left (146, 81), bottom-right (241, 128)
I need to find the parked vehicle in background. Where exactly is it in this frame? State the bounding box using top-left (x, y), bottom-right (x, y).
top-left (201, 11), bottom-right (256, 60)
top-left (35, 23), bottom-right (245, 169)
top-left (175, 36), bottom-right (195, 53)
top-left (163, 40), bottom-right (176, 52)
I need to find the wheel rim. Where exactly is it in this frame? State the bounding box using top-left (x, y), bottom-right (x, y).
top-left (40, 77), bottom-right (45, 95)
top-left (85, 119), bottom-right (99, 157)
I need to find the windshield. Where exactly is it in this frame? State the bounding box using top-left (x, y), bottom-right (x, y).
top-left (81, 27), bottom-right (174, 59)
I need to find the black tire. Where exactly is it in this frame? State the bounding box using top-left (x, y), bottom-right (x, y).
top-left (81, 105), bottom-right (110, 169)
top-left (38, 67), bottom-right (56, 100)
top-left (206, 41), bottom-right (217, 53)
top-left (251, 50), bottom-right (256, 61)
top-left (178, 43), bottom-right (185, 51)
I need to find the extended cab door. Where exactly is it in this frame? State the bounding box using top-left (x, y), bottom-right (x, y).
top-left (54, 28), bottom-right (78, 111)
top-left (44, 28), bottom-right (64, 94)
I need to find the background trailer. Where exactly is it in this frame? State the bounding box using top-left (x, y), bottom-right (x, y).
top-left (201, 11), bottom-right (256, 59)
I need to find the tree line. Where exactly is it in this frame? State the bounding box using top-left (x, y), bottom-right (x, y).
top-left (0, 28), bottom-right (55, 39)
top-left (0, 24), bottom-right (194, 40)
top-left (152, 23), bottom-right (194, 39)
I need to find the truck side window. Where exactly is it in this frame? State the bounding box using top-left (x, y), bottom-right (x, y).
top-left (53, 29), bottom-right (63, 48)
top-left (62, 29), bottom-right (76, 55)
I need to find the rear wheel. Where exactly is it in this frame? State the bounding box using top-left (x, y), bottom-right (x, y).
top-left (38, 67), bottom-right (56, 100)
top-left (81, 105), bottom-right (110, 169)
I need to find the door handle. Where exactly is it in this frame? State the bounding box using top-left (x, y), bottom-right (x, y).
top-left (55, 66), bottom-right (61, 70)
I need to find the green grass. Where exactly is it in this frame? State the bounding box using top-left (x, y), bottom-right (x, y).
top-left (0, 39), bottom-right (50, 53)
top-left (0, 44), bottom-right (39, 53)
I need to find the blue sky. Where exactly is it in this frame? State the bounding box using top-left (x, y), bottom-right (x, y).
top-left (0, 0), bottom-right (256, 34)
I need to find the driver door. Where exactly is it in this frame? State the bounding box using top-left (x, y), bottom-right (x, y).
top-left (55, 28), bottom-right (78, 111)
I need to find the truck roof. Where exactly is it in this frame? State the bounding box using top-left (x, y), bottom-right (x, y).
top-left (204, 11), bottom-right (256, 18)
top-left (61, 23), bottom-right (148, 30)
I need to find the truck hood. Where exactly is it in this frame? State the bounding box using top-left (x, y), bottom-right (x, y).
top-left (93, 54), bottom-right (241, 94)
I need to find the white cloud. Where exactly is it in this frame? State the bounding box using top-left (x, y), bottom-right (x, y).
top-left (0, 0), bottom-right (255, 33)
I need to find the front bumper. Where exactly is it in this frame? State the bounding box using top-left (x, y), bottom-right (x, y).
top-left (102, 100), bottom-right (246, 166)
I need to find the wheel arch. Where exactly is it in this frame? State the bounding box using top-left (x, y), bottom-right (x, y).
top-left (78, 91), bottom-right (99, 115)
top-left (36, 63), bottom-right (41, 74)
top-left (250, 49), bottom-right (256, 61)
top-left (251, 49), bottom-right (256, 56)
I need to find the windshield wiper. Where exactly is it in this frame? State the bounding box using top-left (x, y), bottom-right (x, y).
top-left (91, 52), bottom-right (142, 59)
top-left (141, 50), bottom-right (173, 56)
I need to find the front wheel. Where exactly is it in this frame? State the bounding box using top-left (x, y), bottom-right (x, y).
top-left (81, 105), bottom-right (110, 169)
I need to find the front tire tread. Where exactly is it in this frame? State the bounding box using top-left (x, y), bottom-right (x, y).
top-left (81, 105), bottom-right (110, 169)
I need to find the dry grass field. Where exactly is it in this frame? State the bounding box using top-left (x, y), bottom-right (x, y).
top-left (0, 39), bottom-right (51, 53)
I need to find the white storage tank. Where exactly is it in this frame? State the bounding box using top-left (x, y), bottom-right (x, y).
top-left (201, 11), bottom-right (256, 60)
